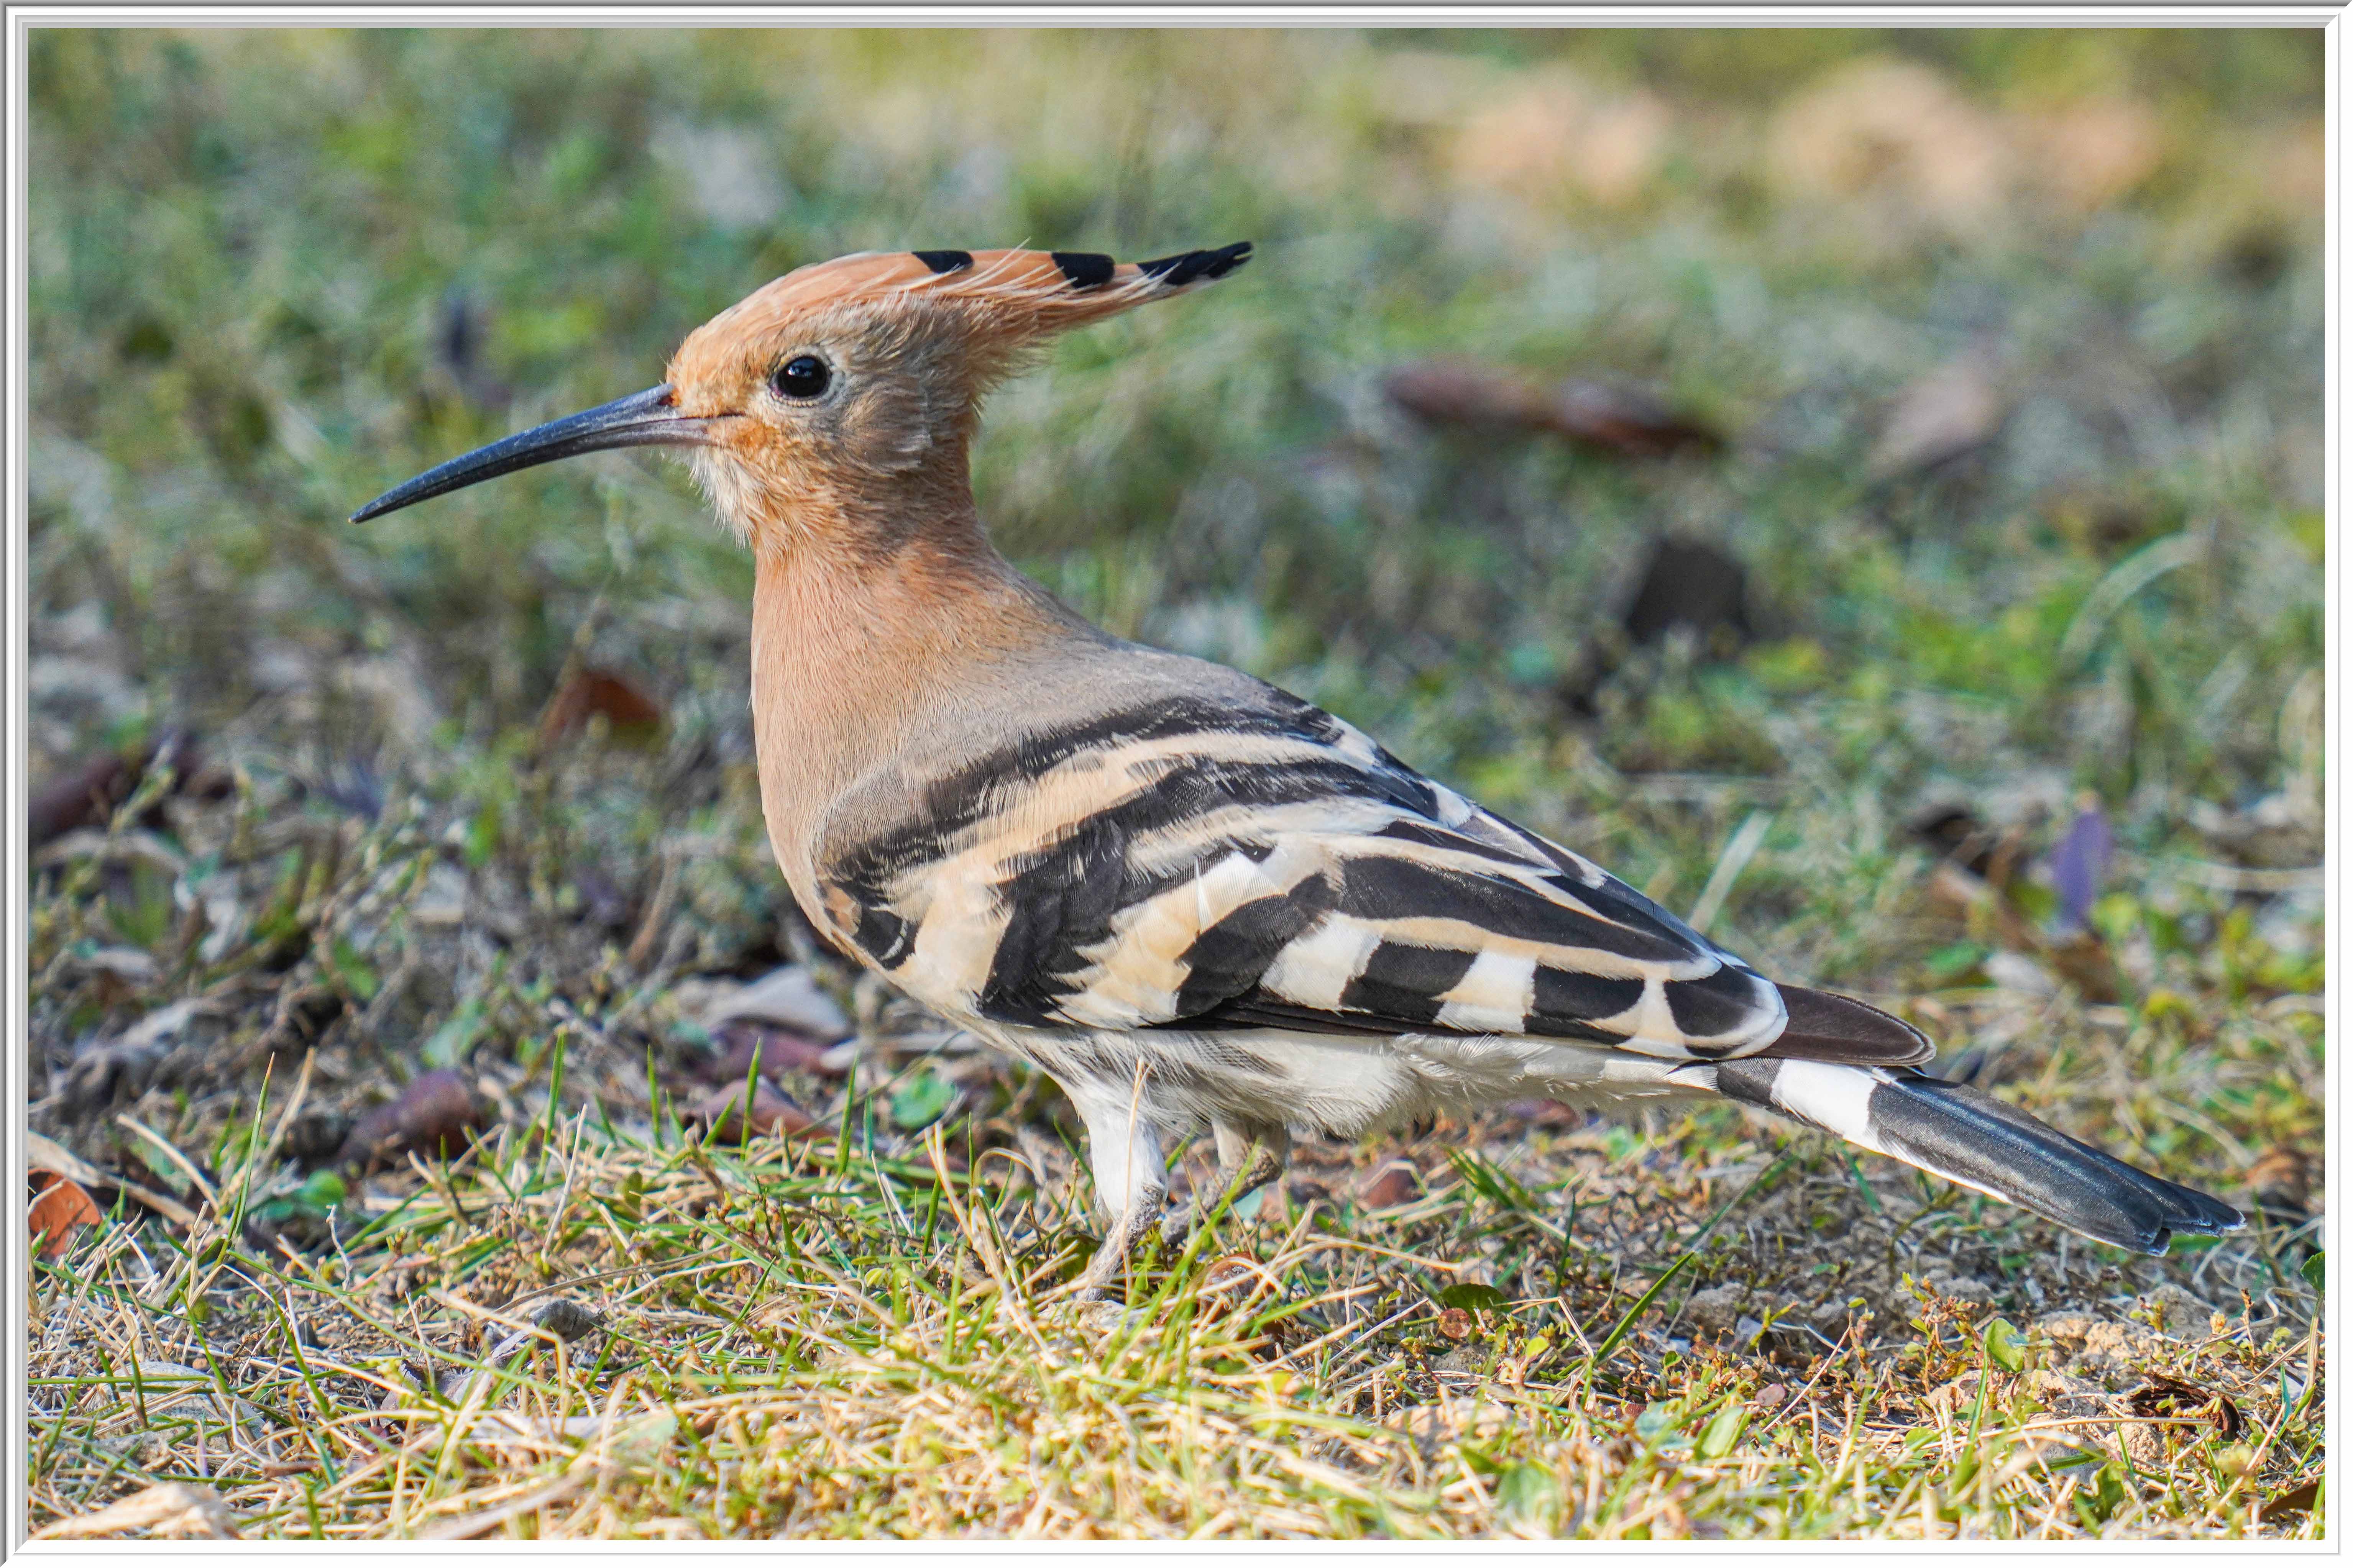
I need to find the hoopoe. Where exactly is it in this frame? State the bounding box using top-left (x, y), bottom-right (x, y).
top-left (355, 243), bottom-right (2242, 1293)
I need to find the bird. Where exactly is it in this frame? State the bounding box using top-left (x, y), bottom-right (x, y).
top-left (353, 242), bottom-right (2243, 1295)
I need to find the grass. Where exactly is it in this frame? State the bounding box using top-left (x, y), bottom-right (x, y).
top-left (25, 26), bottom-right (2325, 1540)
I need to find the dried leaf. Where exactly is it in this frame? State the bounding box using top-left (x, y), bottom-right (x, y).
top-left (1385, 360), bottom-right (1552, 428)
top-left (571, 865), bottom-right (639, 932)
top-left (1201, 1254), bottom-right (1270, 1299)
top-left (28, 748), bottom-right (140, 848)
top-left (2260, 1478), bottom-right (2322, 1523)
top-left (531, 1297), bottom-right (607, 1342)
top-left (26, 731), bottom-right (221, 850)
top-left (703, 1021), bottom-right (841, 1084)
top-left (1386, 360), bottom-right (1722, 458)
top-left (1548, 378), bottom-right (1724, 458)
top-left (1360, 1159), bottom-right (1424, 1209)
top-left (537, 667), bottom-right (664, 751)
top-left (2246, 1145), bottom-right (2313, 1216)
top-left (32, 1481), bottom-right (238, 1540)
top-left (2126, 1374), bottom-right (2245, 1441)
top-left (26, 1130), bottom-right (199, 1228)
top-left (1867, 346), bottom-right (2008, 481)
top-left (59, 996), bottom-right (211, 1112)
top-left (337, 1069), bottom-right (487, 1171)
top-left (29, 1171), bottom-right (103, 1258)
top-left (699, 966), bottom-right (852, 1042)
top-left (1907, 803), bottom-right (2025, 885)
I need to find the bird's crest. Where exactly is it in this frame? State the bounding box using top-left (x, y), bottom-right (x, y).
top-left (670, 242), bottom-right (1251, 392)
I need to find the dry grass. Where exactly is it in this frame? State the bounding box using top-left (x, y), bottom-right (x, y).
top-left (23, 1040), bottom-right (2324, 1538)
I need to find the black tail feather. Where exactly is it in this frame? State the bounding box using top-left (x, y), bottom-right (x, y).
top-left (1717, 1059), bottom-right (2243, 1255)
top-left (1869, 1072), bottom-right (2243, 1254)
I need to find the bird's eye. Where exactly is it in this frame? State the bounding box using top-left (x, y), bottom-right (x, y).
top-left (770, 355), bottom-right (831, 400)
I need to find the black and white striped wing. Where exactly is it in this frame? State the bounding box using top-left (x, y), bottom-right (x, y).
top-left (820, 691), bottom-right (1928, 1065)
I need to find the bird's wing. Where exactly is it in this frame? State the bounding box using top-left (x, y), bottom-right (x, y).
top-left (819, 687), bottom-right (1930, 1066)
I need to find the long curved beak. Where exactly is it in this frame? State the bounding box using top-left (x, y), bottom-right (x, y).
top-left (350, 383), bottom-right (713, 523)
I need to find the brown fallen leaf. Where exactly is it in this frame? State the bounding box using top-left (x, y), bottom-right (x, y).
top-left (699, 965), bottom-right (855, 1042)
top-left (251, 984), bottom-right (348, 1064)
top-left (704, 1021), bottom-right (841, 1084)
top-left (27, 731), bottom-right (227, 850)
top-left (2126, 1374), bottom-right (2245, 1441)
top-left (687, 1079), bottom-right (819, 1143)
top-left (1386, 361), bottom-right (1722, 459)
top-left (1360, 1159), bottom-right (1425, 1210)
top-left (32, 1481), bottom-right (238, 1540)
top-left (1913, 805), bottom-right (2124, 1003)
top-left (536, 667), bottom-right (664, 751)
top-left (338, 1069), bottom-right (488, 1171)
top-left (571, 865), bottom-right (639, 933)
top-left (2044, 928), bottom-right (2121, 1005)
top-left (29, 1170), bottom-right (103, 1258)
top-left (2259, 1478), bottom-right (2322, 1525)
top-left (1557, 535), bottom-right (1762, 714)
top-left (2246, 1145), bottom-right (2313, 1218)
top-left (1908, 803), bottom-right (2028, 886)
top-left (27, 1130), bottom-right (199, 1228)
top-left (28, 749), bottom-right (142, 849)
top-left (1550, 378), bottom-right (1725, 458)
top-left (1385, 359), bottom-right (1552, 428)
top-left (1866, 344), bottom-right (2009, 482)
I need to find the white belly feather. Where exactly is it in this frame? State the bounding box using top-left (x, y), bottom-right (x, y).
top-left (975, 1022), bottom-right (1710, 1141)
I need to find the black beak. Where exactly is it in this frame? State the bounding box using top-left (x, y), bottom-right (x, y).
top-left (350, 384), bottom-right (713, 523)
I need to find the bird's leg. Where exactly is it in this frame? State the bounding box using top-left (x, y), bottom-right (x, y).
top-left (1171, 1118), bottom-right (1291, 1238)
top-left (1070, 1093), bottom-right (1171, 1301)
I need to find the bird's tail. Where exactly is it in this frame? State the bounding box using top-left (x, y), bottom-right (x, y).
top-left (1707, 1057), bottom-right (2244, 1255)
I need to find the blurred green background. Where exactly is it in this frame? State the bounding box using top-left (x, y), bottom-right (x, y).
top-left (28, 26), bottom-right (2323, 1002)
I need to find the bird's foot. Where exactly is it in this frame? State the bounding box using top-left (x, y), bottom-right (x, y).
top-left (1168, 1134), bottom-right (1287, 1242)
top-left (1069, 1188), bottom-right (1169, 1304)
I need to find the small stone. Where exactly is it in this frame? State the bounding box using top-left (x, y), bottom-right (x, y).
top-left (532, 1297), bottom-right (604, 1341)
top-left (1921, 1267), bottom-right (1995, 1306)
top-left (2034, 1310), bottom-right (2158, 1377)
top-left (1686, 1284), bottom-right (1744, 1334)
top-left (2141, 1282), bottom-right (2210, 1337)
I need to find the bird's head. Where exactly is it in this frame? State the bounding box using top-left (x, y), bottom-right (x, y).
top-left (351, 244), bottom-right (1251, 555)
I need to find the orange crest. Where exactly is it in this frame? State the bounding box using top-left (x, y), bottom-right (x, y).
top-left (669, 243), bottom-right (1250, 403)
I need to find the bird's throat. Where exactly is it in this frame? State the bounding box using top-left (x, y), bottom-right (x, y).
top-left (744, 516), bottom-right (1095, 897)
